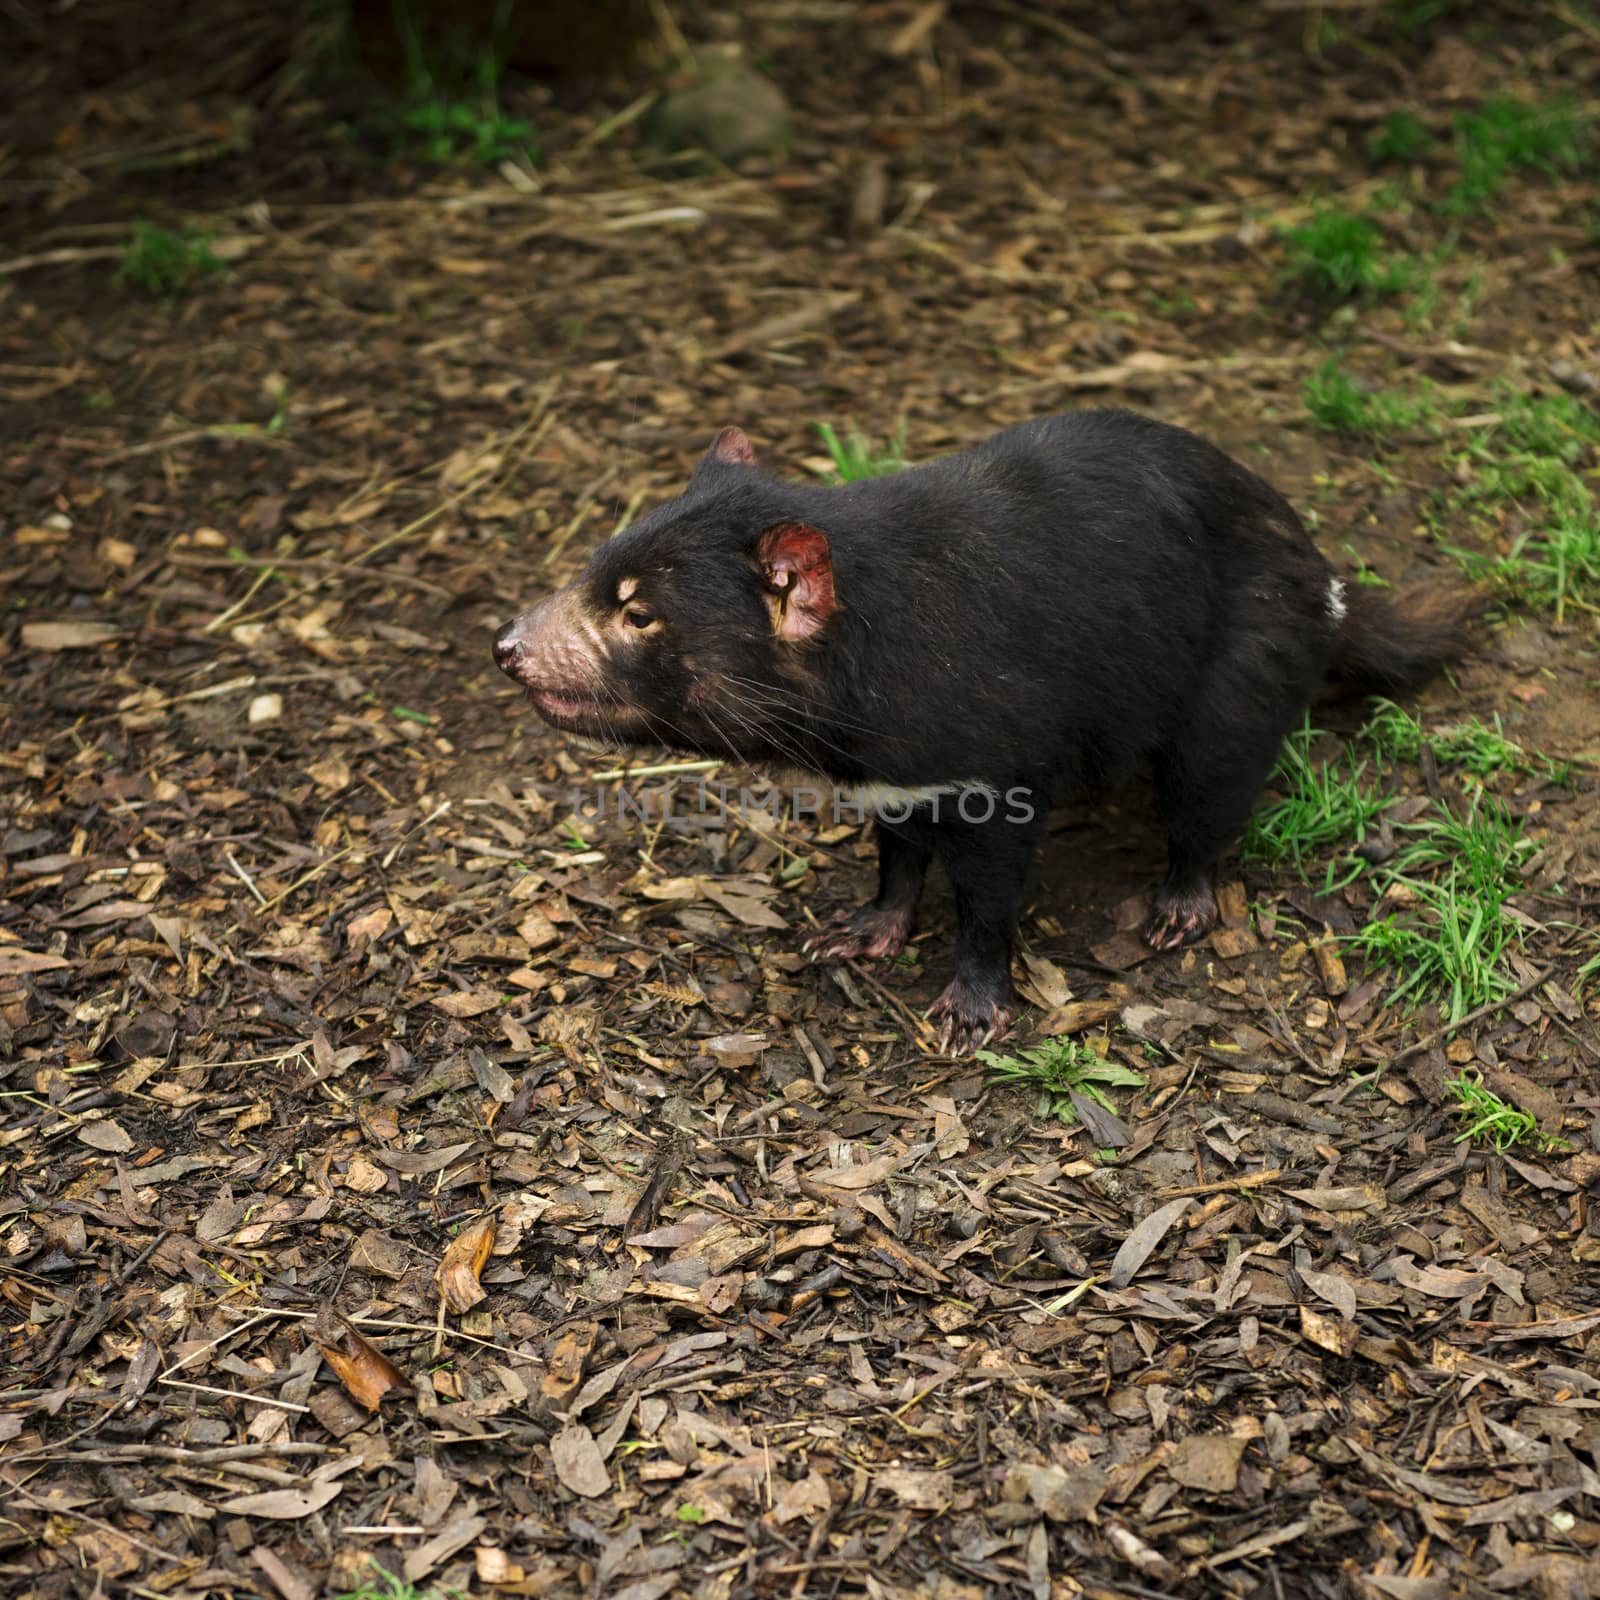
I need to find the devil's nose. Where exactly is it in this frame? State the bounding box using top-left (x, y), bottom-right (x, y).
top-left (493, 621), bottom-right (524, 672)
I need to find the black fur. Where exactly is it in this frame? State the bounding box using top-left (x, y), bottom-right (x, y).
top-left (495, 409), bottom-right (1476, 1052)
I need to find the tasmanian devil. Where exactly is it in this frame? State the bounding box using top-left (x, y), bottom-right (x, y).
top-left (493, 410), bottom-right (1475, 1053)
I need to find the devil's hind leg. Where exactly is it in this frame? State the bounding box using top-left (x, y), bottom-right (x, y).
top-left (1146, 632), bottom-right (1323, 950)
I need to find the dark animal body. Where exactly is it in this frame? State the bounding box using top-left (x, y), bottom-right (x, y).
top-left (494, 410), bottom-right (1475, 1052)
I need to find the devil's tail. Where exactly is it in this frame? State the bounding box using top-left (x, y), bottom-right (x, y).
top-left (1325, 581), bottom-right (1487, 695)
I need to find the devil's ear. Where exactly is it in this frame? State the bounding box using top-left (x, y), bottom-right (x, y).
top-left (701, 427), bottom-right (756, 469)
top-left (757, 522), bottom-right (838, 642)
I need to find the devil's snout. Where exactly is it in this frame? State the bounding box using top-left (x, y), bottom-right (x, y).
top-left (492, 591), bottom-right (593, 692)
top-left (492, 618), bottom-right (526, 673)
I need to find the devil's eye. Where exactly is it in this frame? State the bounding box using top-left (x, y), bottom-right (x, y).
top-left (622, 606), bottom-right (655, 630)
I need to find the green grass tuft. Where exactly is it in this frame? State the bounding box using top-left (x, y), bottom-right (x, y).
top-left (812, 422), bottom-right (908, 482)
top-left (979, 1038), bottom-right (1146, 1126)
top-left (1247, 717), bottom-right (1553, 1022)
top-left (1349, 795), bottom-right (1533, 1022)
top-left (1441, 388), bottom-right (1600, 621)
top-left (1305, 358), bottom-right (1439, 437)
top-left (1508, 505), bottom-right (1600, 622)
top-left (398, 96), bottom-right (536, 165)
top-left (1446, 93), bottom-right (1588, 215)
top-left (335, 1560), bottom-right (458, 1600)
top-left (117, 221), bottom-right (228, 296)
top-left (1382, 0), bottom-right (1470, 32)
top-left (1487, 387), bottom-right (1600, 462)
top-left (1368, 109), bottom-right (1433, 165)
top-left (1281, 207), bottom-right (1416, 300)
top-left (386, 3), bottom-right (536, 166)
top-left (1577, 940), bottom-right (1600, 1000)
top-left (1243, 719), bottom-right (1388, 881)
top-left (1363, 700), bottom-right (1567, 783)
top-left (1447, 1071), bottom-right (1561, 1151)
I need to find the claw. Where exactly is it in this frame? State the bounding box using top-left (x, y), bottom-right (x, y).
top-left (1142, 881), bottom-right (1218, 951)
top-left (804, 903), bottom-right (913, 962)
top-left (927, 979), bottom-right (1016, 1056)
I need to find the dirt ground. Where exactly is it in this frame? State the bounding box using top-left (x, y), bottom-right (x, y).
top-left (3, 4), bottom-right (1600, 1598)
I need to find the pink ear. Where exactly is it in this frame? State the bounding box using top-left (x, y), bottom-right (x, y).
top-left (758, 522), bottom-right (837, 642)
top-left (707, 427), bottom-right (756, 467)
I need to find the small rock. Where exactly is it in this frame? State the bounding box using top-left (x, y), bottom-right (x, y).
top-left (644, 56), bottom-right (792, 166)
top-left (248, 693), bottom-right (282, 725)
top-left (1549, 357), bottom-right (1599, 396)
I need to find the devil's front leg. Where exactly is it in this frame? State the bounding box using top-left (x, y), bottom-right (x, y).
top-left (805, 815), bottom-right (933, 961)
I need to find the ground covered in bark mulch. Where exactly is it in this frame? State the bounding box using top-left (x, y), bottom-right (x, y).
top-left (4, 4), bottom-right (1600, 1598)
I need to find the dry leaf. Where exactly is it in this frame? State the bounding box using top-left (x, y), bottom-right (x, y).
top-left (1286, 1184), bottom-right (1384, 1214)
top-left (770, 1470), bottom-right (832, 1525)
top-left (637, 875), bottom-right (703, 902)
top-left (1299, 1265), bottom-right (1358, 1320)
top-left (1167, 1433), bottom-right (1248, 1493)
top-left (876, 1469), bottom-right (954, 1511)
top-left (76, 1118), bottom-right (135, 1152)
top-left (813, 1153), bottom-right (901, 1191)
top-left (1006, 1464), bottom-right (1106, 1522)
top-left (436, 1215), bottom-right (496, 1313)
top-left (1017, 950), bottom-right (1072, 1008)
top-left (0, 949), bottom-right (72, 975)
top-left (551, 1422), bottom-right (610, 1497)
top-left (431, 989), bottom-right (503, 1018)
top-left (219, 1480), bottom-right (345, 1519)
top-left (539, 1323), bottom-right (598, 1413)
top-left (341, 1156), bottom-right (387, 1193)
top-left (306, 755), bottom-right (351, 794)
top-left (1038, 997), bottom-right (1122, 1036)
top-left (516, 907), bottom-right (561, 947)
top-left (702, 882), bottom-right (789, 929)
top-left (311, 1307), bottom-right (407, 1411)
top-left (1109, 1198), bottom-right (1193, 1288)
top-left (1300, 1304), bottom-right (1358, 1356)
top-left (705, 1032), bottom-right (771, 1067)
top-left (22, 620), bottom-right (119, 650)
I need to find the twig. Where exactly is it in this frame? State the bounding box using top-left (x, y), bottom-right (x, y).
top-left (225, 852), bottom-right (269, 907)
top-left (1157, 1168), bottom-right (1287, 1200)
top-left (257, 845), bottom-right (357, 917)
top-left (347, 395), bottom-right (556, 570)
top-left (5, 1483), bottom-right (186, 1565)
top-left (88, 673), bottom-right (259, 717)
top-left (543, 466), bottom-right (619, 566)
top-left (648, 0), bottom-right (690, 58)
top-left (204, 563), bottom-right (278, 634)
top-left (167, 552), bottom-right (452, 598)
top-left (12, 1442), bottom-right (336, 1466)
top-left (379, 801), bottom-right (453, 871)
top-left (703, 293), bottom-right (860, 364)
top-left (1380, 964), bottom-right (1559, 1070)
top-left (155, 1377), bottom-right (310, 1413)
top-left (574, 90), bottom-right (661, 154)
top-left (0, 244), bottom-right (124, 276)
top-left (590, 758), bottom-right (722, 782)
top-left (799, 914), bottom-right (940, 1049)
top-left (973, 0), bottom-right (1133, 85)
top-left (217, 402), bottom-right (553, 634)
top-left (92, 424), bottom-right (288, 464)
